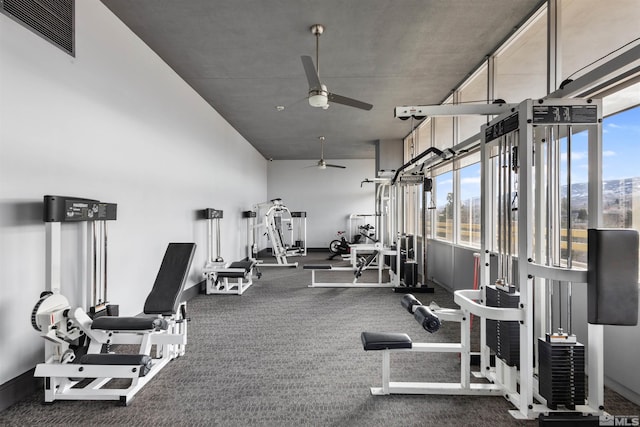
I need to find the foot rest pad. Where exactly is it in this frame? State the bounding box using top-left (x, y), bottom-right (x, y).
top-left (91, 316), bottom-right (168, 331)
top-left (79, 354), bottom-right (153, 377)
top-left (217, 261), bottom-right (254, 278)
top-left (361, 331), bottom-right (412, 351)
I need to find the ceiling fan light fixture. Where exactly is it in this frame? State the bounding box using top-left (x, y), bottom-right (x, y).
top-left (308, 92), bottom-right (328, 108)
top-left (308, 84), bottom-right (328, 107)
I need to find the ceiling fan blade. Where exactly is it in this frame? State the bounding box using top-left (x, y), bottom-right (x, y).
top-left (301, 55), bottom-right (321, 90)
top-left (327, 92), bottom-right (373, 111)
top-left (326, 164), bottom-right (346, 169)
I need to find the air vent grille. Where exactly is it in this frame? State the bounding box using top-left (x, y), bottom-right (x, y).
top-left (1, 0), bottom-right (74, 56)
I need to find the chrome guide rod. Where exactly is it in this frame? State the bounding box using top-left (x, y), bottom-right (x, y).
top-left (566, 125), bottom-right (573, 335)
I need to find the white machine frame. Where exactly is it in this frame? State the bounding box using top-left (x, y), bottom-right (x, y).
top-left (367, 99), bottom-right (607, 420)
top-left (305, 242), bottom-right (400, 288)
top-left (34, 300), bottom-right (187, 404)
top-left (251, 199), bottom-right (301, 267)
top-left (33, 198), bottom-right (191, 405)
top-left (202, 208), bottom-right (257, 295)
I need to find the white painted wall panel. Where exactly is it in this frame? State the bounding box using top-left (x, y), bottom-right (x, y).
top-left (267, 160), bottom-right (375, 249)
top-left (0, 1), bottom-right (266, 384)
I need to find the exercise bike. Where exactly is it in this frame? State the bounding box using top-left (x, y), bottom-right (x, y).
top-left (328, 225), bottom-right (376, 260)
top-left (328, 231), bottom-right (355, 258)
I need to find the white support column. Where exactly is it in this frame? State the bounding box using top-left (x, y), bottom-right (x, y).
top-left (479, 122), bottom-right (492, 374)
top-left (517, 100), bottom-right (535, 418)
top-left (546, 0), bottom-right (562, 94)
top-left (587, 101), bottom-right (604, 411)
top-left (45, 222), bottom-right (61, 294)
top-left (381, 351), bottom-right (391, 395)
top-left (460, 312), bottom-right (470, 389)
top-left (486, 55), bottom-right (495, 105)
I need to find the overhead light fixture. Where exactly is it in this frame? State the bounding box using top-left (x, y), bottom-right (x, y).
top-left (308, 84), bottom-right (329, 108)
top-left (275, 105), bottom-right (285, 111)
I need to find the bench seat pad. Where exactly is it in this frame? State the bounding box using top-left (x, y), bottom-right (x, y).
top-left (217, 261), bottom-right (254, 278)
top-left (361, 331), bottom-right (412, 350)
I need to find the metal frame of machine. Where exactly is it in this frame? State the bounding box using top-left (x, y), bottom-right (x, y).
top-left (32, 196), bottom-right (195, 405)
top-left (247, 199), bottom-right (303, 267)
top-left (201, 208), bottom-right (259, 295)
top-left (363, 99), bottom-right (628, 420)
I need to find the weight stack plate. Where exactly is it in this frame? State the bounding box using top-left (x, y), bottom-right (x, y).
top-left (486, 285), bottom-right (520, 367)
top-left (538, 339), bottom-right (586, 410)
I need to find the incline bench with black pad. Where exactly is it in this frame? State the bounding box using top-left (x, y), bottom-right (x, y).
top-left (91, 242), bottom-right (196, 331)
top-left (35, 242), bottom-right (196, 405)
top-left (81, 243), bottom-right (195, 380)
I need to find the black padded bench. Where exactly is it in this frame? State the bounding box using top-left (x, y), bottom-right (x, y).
top-left (217, 260), bottom-right (255, 278)
top-left (204, 258), bottom-right (257, 295)
top-left (90, 242), bottom-right (195, 330)
top-left (361, 332), bottom-right (412, 350)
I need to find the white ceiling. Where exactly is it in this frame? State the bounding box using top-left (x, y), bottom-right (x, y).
top-left (101, 0), bottom-right (544, 160)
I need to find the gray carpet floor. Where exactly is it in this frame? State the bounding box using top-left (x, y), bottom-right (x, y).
top-left (2, 251), bottom-right (639, 426)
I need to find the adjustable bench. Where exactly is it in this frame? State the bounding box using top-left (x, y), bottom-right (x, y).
top-left (303, 257), bottom-right (396, 288)
top-left (34, 242), bottom-right (196, 405)
top-left (362, 294), bottom-right (503, 397)
top-left (203, 259), bottom-right (258, 295)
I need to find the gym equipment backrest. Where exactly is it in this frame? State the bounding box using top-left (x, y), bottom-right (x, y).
top-left (588, 228), bottom-right (639, 326)
top-left (143, 243), bottom-right (196, 316)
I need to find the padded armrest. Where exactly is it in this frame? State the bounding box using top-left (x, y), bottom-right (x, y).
top-left (91, 316), bottom-right (168, 331)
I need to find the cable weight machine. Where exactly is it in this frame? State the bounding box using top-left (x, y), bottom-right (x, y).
top-left (362, 98), bottom-right (638, 421)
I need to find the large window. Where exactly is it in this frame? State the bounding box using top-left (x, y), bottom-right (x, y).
top-left (459, 66), bottom-right (489, 142)
top-left (401, 0), bottom-right (639, 259)
top-left (602, 105), bottom-right (640, 229)
top-left (559, 128), bottom-right (590, 265)
top-left (561, 0), bottom-right (640, 83)
top-left (494, 8), bottom-right (547, 101)
top-left (459, 162), bottom-right (481, 247)
top-left (434, 171), bottom-right (454, 241)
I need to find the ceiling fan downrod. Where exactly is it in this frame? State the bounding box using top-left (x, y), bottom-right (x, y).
top-left (311, 24), bottom-right (324, 77)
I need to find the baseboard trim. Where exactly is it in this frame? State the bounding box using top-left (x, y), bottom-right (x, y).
top-left (605, 376), bottom-right (640, 406)
top-left (182, 280), bottom-right (205, 300)
top-left (0, 368), bottom-right (41, 412)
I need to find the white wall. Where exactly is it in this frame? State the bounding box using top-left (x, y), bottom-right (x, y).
top-left (0, 1), bottom-right (266, 385)
top-left (267, 160), bottom-right (376, 249)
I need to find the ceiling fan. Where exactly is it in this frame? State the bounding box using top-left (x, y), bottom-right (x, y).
top-left (301, 24), bottom-right (373, 111)
top-left (309, 136), bottom-right (346, 169)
